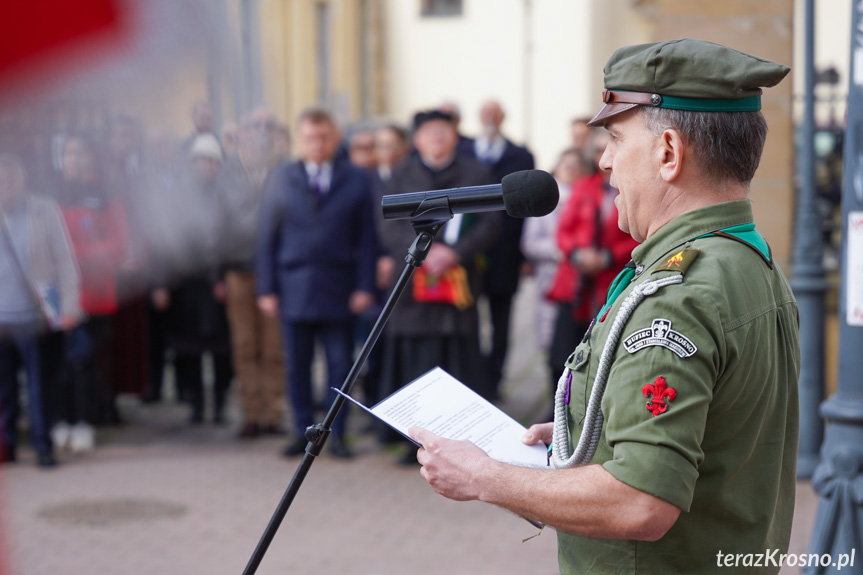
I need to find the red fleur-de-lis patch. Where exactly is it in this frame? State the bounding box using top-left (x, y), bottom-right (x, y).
top-left (642, 376), bottom-right (676, 416)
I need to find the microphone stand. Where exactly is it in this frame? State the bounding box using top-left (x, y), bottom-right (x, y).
top-left (242, 199), bottom-right (453, 575)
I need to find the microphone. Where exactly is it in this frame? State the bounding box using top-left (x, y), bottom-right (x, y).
top-left (381, 169), bottom-right (559, 220)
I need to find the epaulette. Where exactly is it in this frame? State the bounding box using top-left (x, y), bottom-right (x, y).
top-left (697, 223), bottom-right (774, 269)
top-left (652, 249), bottom-right (700, 275)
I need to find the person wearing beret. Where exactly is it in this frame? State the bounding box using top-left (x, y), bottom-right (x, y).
top-left (409, 39), bottom-right (799, 575)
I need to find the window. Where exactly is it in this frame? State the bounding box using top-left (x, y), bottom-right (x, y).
top-left (421, 0), bottom-right (463, 17)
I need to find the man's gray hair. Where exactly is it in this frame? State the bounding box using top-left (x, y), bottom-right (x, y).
top-left (640, 107), bottom-right (768, 186)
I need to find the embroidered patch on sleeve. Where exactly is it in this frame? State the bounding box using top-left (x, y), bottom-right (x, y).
top-left (652, 248), bottom-right (699, 274)
top-left (643, 376), bottom-right (676, 416)
top-left (623, 319), bottom-right (697, 358)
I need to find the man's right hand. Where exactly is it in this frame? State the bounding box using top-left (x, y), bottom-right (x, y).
top-left (522, 422), bottom-right (554, 446)
top-left (257, 295), bottom-right (279, 317)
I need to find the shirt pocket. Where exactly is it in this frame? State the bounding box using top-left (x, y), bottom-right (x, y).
top-left (563, 340), bottom-right (592, 434)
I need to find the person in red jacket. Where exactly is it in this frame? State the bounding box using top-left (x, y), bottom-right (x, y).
top-left (51, 134), bottom-right (130, 453)
top-left (546, 129), bottom-right (639, 399)
top-left (57, 136), bottom-right (129, 316)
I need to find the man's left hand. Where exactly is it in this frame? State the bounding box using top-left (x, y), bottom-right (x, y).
top-left (409, 427), bottom-right (492, 502)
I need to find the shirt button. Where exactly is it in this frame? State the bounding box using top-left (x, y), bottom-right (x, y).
top-left (635, 264), bottom-right (645, 276)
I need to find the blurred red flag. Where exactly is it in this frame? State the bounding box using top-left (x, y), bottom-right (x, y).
top-left (0, 0), bottom-right (124, 80)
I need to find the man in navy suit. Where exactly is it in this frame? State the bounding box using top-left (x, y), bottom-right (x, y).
top-left (473, 100), bottom-right (535, 400)
top-left (256, 108), bottom-right (377, 459)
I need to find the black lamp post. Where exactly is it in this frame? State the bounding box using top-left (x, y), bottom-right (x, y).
top-left (804, 1), bottom-right (863, 571)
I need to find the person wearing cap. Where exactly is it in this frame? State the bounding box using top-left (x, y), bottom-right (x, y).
top-left (375, 109), bottom-right (499, 464)
top-left (180, 100), bottom-right (219, 158)
top-left (150, 133), bottom-right (233, 423)
top-left (409, 39), bottom-right (799, 574)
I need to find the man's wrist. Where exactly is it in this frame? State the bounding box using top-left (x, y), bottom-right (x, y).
top-left (475, 458), bottom-right (508, 504)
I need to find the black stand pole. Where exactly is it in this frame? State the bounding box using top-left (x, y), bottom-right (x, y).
top-left (242, 206), bottom-right (450, 575)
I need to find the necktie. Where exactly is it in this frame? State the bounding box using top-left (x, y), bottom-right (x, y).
top-left (310, 168), bottom-right (324, 199)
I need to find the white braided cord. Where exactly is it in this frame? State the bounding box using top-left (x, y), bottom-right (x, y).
top-left (551, 275), bottom-right (683, 469)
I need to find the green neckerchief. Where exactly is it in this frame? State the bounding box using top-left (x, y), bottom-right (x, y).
top-left (595, 260), bottom-right (637, 322)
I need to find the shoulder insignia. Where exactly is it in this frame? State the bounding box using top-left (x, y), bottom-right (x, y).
top-left (652, 248), bottom-right (699, 275)
top-left (643, 376), bottom-right (676, 416)
top-left (623, 319), bottom-right (697, 358)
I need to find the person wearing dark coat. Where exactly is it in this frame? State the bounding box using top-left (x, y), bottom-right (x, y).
top-left (256, 108), bottom-right (377, 460)
top-left (376, 110), bottom-right (499, 464)
top-left (150, 134), bottom-right (233, 424)
top-left (472, 100), bottom-right (535, 400)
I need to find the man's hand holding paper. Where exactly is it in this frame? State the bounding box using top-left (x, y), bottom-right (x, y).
top-left (410, 427), bottom-right (492, 502)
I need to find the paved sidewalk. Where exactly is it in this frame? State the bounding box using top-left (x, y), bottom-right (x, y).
top-left (0, 279), bottom-right (818, 575)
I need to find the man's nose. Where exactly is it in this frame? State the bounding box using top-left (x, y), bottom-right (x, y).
top-left (598, 149), bottom-right (612, 171)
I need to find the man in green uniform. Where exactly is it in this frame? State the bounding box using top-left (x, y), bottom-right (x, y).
top-left (409, 39), bottom-right (800, 574)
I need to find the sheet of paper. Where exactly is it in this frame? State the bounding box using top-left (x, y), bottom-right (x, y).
top-left (363, 367), bottom-right (549, 468)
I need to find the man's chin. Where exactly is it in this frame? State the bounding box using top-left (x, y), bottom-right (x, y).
top-left (617, 216), bottom-right (629, 235)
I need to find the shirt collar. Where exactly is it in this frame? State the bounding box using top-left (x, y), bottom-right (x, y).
top-left (475, 134), bottom-right (506, 162)
top-left (304, 161), bottom-right (333, 190)
top-left (304, 161), bottom-right (332, 176)
top-left (631, 199), bottom-right (755, 270)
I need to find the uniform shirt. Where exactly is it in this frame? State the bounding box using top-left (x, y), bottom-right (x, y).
top-left (558, 199), bottom-right (800, 575)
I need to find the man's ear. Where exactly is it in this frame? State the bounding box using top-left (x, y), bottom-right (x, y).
top-left (658, 129), bottom-right (684, 183)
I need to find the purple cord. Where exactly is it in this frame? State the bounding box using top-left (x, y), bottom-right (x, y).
top-left (564, 372), bottom-right (572, 405)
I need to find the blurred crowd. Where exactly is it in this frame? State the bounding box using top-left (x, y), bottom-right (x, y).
top-left (0, 97), bottom-right (635, 467)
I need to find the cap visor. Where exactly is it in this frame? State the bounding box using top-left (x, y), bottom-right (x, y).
top-left (587, 102), bottom-right (640, 127)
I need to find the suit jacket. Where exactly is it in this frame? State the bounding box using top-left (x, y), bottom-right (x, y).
top-left (478, 139), bottom-right (535, 296)
top-left (377, 154), bottom-right (499, 336)
top-left (256, 158), bottom-right (377, 321)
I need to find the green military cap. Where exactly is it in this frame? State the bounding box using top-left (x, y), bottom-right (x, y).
top-left (587, 38), bottom-right (790, 127)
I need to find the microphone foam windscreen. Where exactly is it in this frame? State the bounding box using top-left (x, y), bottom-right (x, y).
top-left (501, 170), bottom-right (560, 218)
